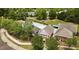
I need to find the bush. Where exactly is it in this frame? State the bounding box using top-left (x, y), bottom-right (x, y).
top-left (1, 19), bottom-right (33, 41)
top-left (49, 9), bottom-right (56, 19)
top-left (57, 12), bottom-right (68, 20)
top-left (36, 9), bottom-right (47, 20)
top-left (32, 35), bottom-right (44, 50)
top-left (10, 22), bottom-right (33, 41)
top-left (1, 19), bottom-right (14, 30)
top-left (8, 9), bottom-right (28, 20)
top-left (65, 38), bottom-right (77, 47)
top-left (65, 15), bottom-right (75, 22)
top-left (46, 37), bottom-right (58, 50)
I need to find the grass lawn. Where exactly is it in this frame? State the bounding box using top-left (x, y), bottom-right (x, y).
top-left (43, 19), bottom-right (66, 25)
top-left (30, 18), bottom-right (66, 25)
top-left (21, 45), bottom-right (33, 50)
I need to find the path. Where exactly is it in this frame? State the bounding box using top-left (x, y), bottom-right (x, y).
top-left (4, 29), bottom-right (31, 45)
top-left (0, 29), bottom-right (26, 50)
top-left (0, 31), bottom-right (14, 50)
top-left (58, 45), bottom-right (77, 50)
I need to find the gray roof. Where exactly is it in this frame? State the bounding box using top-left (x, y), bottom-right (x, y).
top-left (58, 23), bottom-right (77, 33)
top-left (38, 25), bottom-right (54, 37)
top-left (54, 27), bottom-right (73, 38)
top-left (32, 22), bottom-right (77, 38)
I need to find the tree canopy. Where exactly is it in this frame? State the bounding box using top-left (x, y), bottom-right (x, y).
top-left (46, 37), bottom-right (58, 50)
top-left (32, 35), bottom-right (44, 50)
top-left (36, 8), bottom-right (47, 20)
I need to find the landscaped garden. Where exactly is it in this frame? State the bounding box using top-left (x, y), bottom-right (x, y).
top-left (0, 8), bottom-right (79, 50)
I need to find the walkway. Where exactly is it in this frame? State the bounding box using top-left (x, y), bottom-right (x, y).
top-left (0, 29), bottom-right (26, 50)
top-left (0, 32), bottom-right (14, 50)
top-left (5, 29), bottom-right (31, 45)
top-left (58, 45), bottom-right (77, 50)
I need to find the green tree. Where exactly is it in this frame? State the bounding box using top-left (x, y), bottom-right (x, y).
top-left (36, 9), bottom-right (47, 20)
top-left (65, 8), bottom-right (79, 24)
top-left (65, 15), bottom-right (76, 22)
top-left (22, 22), bottom-right (33, 41)
top-left (8, 8), bottom-right (28, 20)
top-left (8, 21), bottom-right (22, 35)
top-left (32, 35), bottom-right (43, 50)
top-left (72, 38), bottom-right (77, 46)
top-left (1, 19), bottom-right (14, 30)
top-left (1, 18), bottom-right (33, 41)
top-left (57, 11), bottom-right (68, 20)
top-left (0, 8), bottom-right (9, 17)
top-left (65, 38), bottom-right (77, 47)
top-left (46, 37), bottom-right (58, 50)
top-left (8, 8), bottom-right (17, 20)
top-left (49, 9), bottom-right (56, 19)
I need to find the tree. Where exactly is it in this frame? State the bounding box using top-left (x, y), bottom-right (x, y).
top-left (36, 9), bottom-right (47, 20)
top-left (72, 9), bottom-right (79, 24)
top-left (57, 11), bottom-right (68, 20)
top-left (65, 15), bottom-right (75, 22)
top-left (65, 38), bottom-right (77, 47)
top-left (1, 19), bottom-right (14, 30)
top-left (16, 9), bottom-right (28, 20)
top-left (8, 8), bottom-right (28, 20)
top-left (49, 9), bottom-right (56, 19)
top-left (0, 8), bottom-right (9, 17)
top-left (1, 18), bottom-right (33, 41)
top-left (72, 38), bottom-right (77, 46)
top-left (8, 21), bottom-right (22, 35)
top-left (46, 37), bottom-right (58, 50)
top-left (32, 35), bottom-right (44, 50)
top-left (14, 22), bottom-right (33, 41)
top-left (65, 8), bottom-right (79, 24)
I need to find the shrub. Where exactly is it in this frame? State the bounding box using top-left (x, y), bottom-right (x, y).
top-left (49, 9), bottom-right (56, 19)
top-left (57, 12), bottom-right (68, 20)
top-left (46, 37), bottom-right (58, 50)
top-left (65, 38), bottom-right (77, 47)
top-left (32, 35), bottom-right (44, 50)
top-left (36, 9), bottom-right (47, 20)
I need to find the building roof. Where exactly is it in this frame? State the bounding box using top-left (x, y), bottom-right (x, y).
top-left (32, 22), bottom-right (46, 29)
top-left (54, 27), bottom-right (73, 38)
top-left (38, 25), bottom-right (54, 37)
top-left (58, 23), bottom-right (77, 33)
top-left (32, 22), bottom-right (77, 38)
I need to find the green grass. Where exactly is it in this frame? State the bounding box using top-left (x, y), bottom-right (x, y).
top-left (31, 18), bottom-right (66, 25)
top-left (21, 45), bottom-right (33, 50)
top-left (43, 19), bottom-right (66, 25)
